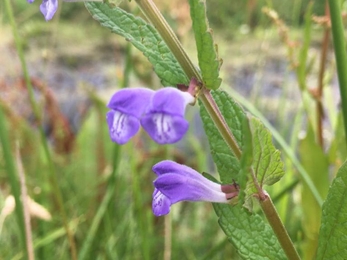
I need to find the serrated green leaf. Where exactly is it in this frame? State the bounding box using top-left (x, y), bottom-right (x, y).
top-left (204, 174), bottom-right (286, 259)
top-left (299, 125), bottom-right (329, 259)
top-left (189, 0), bottom-right (221, 90)
top-left (246, 117), bottom-right (285, 194)
top-left (85, 2), bottom-right (188, 86)
top-left (199, 90), bottom-right (245, 183)
top-left (238, 114), bottom-right (253, 205)
top-left (238, 115), bottom-right (285, 210)
top-left (200, 91), bottom-right (285, 259)
top-left (316, 160), bottom-right (347, 260)
top-left (214, 204), bottom-right (286, 260)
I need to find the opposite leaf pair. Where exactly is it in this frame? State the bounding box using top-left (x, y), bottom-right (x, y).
top-left (106, 87), bottom-right (194, 145)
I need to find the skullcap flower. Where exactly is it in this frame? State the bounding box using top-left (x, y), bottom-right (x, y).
top-left (141, 87), bottom-right (194, 144)
top-left (27, 0), bottom-right (58, 21)
top-left (106, 87), bottom-right (194, 145)
top-left (152, 160), bottom-right (239, 216)
top-left (106, 88), bottom-right (154, 144)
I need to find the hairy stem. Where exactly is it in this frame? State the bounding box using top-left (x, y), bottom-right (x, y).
top-left (134, 0), bottom-right (298, 257)
top-left (135, 0), bottom-right (242, 159)
top-left (199, 89), bottom-right (242, 159)
top-left (260, 195), bottom-right (301, 260)
top-left (135, 0), bottom-right (201, 82)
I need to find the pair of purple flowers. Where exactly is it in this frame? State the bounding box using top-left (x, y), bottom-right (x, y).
top-left (106, 87), bottom-right (238, 216)
top-left (27, 0), bottom-right (57, 21)
top-left (106, 87), bottom-right (194, 145)
top-left (26, 0), bottom-right (238, 216)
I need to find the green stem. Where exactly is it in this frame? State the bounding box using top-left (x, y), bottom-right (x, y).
top-left (134, 0), bottom-right (298, 257)
top-left (135, 0), bottom-right (242, 159)
top-left (0, 108), bottom-right (27, 257)
top-left (315, 2), bottom-right (330, 148)
top-left (200, 89), bottom-right (242, 159)
top-left (135, 0), bottom-right (201, 82)
top-left (16, 145), bottom-right (35, 260)
top-left (4, 1), bottom-right (77, 259)
top-left (328, 0), bottom-right (347, 144)
top-left (260, 195), bottom-right (301, 260)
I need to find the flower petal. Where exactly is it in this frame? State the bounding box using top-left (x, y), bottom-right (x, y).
top-left (152, 188), bottom-right (171, 216)
top-left (141, 113), bottom-right (189, 144)
top-left (141, 88), bottom-right (193, 144)
top-left (148, 87), bottom-right (194, 115)
top-left (40, 0), bottom-right (58, 21)
top-left (152, 160), bottom-right (221, 190)
top-left (152, 160), bottom-right (182, 176)
top-left (151, 161), bottom-right (238, 216)
top-left (154, 173), bottom-right (228, 204)
top-left (106, 110), bottom-right (140, 145)
top-left (106, 88), bottom-right (154, 144)
top-left (107, 88), bottom-right (154, 118)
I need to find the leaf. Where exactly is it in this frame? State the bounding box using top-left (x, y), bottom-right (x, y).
top-left (246, 117), bottom-right (285, 194)
top-left (85, 2), bottom-right (188, 86)
top-left (316, 160), bottom-right (347, 260)
top-left (189, 0), bottom-right (221, 90)
top-left (214, 204), bottom-right (286, 260)
top-left (238, 115), bottom-right (285, 210)
top-left (199, 90), bottom-right (245, 183)
top-left (299, 125), bottom-right (329, 259)
top-left (238, 114), bottom-right (253, 204)
top-left (200, 91), bottom-right (285, 259)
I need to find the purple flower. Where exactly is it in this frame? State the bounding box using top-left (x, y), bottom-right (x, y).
top-left (106, 87), bottom-right (194, 145)
top-left (106, 88), bottom-right (154, 145)
top-left (40, 0), bottom-right (58, 21)
top-left (152, 160), bottom-right (239, 216)
top-left (27, 0), bottom-right (58, 21)
top-left (141, 87), bottom-right (194, 144)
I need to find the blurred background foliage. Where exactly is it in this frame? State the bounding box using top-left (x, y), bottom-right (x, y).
top-left (0, 0), bottom-right (346, 259)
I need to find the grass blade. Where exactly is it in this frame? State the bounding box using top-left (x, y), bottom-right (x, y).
top-left (0, 108), bottom-right (26, 256)
top-left (328, 0), bottom-right (347, 145)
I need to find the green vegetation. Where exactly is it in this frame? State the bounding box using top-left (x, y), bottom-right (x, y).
top-left (1, 0), bottom-right (347, 259)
